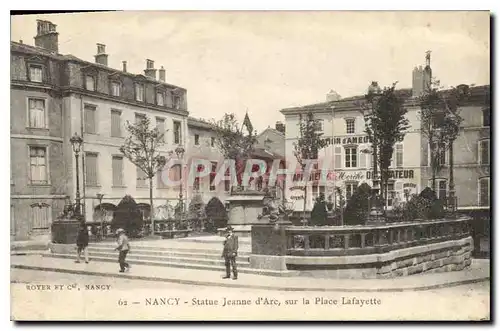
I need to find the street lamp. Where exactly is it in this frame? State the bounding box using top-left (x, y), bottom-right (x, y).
top-left (96, 193), bottom-right (104, 240)
top-left (175, 146), bottom-right (186, 216)
top-left (70, 132), bottom-right (83, 217)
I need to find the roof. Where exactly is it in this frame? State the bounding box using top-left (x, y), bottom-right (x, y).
top-left (258, 126), bottom-right (285, 138)
top-left (187, 117), bottom-right (216, 130)
top-left (11, 41), bottom-right (186, 91)
top-left (280, 85), bottom-right (490, 114)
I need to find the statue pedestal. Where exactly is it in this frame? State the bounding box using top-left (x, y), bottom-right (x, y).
top-left (365, 207), bottom-right (385, 225)
top-left (222, 191), bottom-right (269, 238)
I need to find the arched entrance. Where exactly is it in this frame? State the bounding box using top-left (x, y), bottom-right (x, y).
top-left (204, 197), bottom-right (228, 233)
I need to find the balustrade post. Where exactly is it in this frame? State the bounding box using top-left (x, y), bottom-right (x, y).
top-left (304, 235), bottom-right (310, 251)
top-left (344, 234), bottom-right (350, 250)
top-left (324, 234), bottom-right (330, 250)
top-left (360, 233), bottom-right (366, 248)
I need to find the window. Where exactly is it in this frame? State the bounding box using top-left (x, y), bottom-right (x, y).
top-left (479, 178), bottom-right (490, 206)
top-left (345, 147), bottom-right (357, 168)
top-left (346, 182), bottom-right (358, 200)
top-left (170, 164), bottom-right (182, 181)
top-left (334, 146), bottom-right (342, 169)
top-left (29, 65), bottom-right (43, 82)
top-left (84, 105), bottom-right (97, 134)
top-left (479, 140), bottom-right (490, 165)
top-left (210, 162), bottom-right (217, 191)
top-left (386, 182), bottom-right (395, 207)
top-left (172, 95), bottom-right (181, 109)
top-left (135, 113), bottom-right (146, 125)
top-left (173, 120), bottom-right (182, 144)
top-left (157, 92), bottom-right (164, 106)
top-left (482, 108), bottom-right (490, 127)
top-left (30, 203), bottom-right (51, 231)
top-left (430, 142), bottom-right (446, 166)
top-left (28, 98), bottom-right (45, 128)
top-left (437, 179), bottom-right (447, 201)
top-left (157, 169), bottom-right (167, 189)
top-left (85, 153), bottom-right (98, 186)
top-left (359, 146), bottom-right (367, 168)
top-left (112, 156), bottom-right (123, 186)
top-left (194, 134), bottom-right (200, 146)
top-left (136, 167), bottom-right (147, 187)
top-left (29, 147), bottom-right (47, 184)
top-left (346, 118), bottom-right (355, 134)
top-left (395, 143), bottom-right (403, 167)
top-left (135, 83), bottom-right (144, 102)
top-left (111, 81), bottom-right (121, 97)
top-left (193, 177), bottom-right (200, 191)
top-left (317, 120), bottom-right (324, 132)
top-left (156, 118), bottom-right (165, 142)
top-left (224, 179), bottom-right (231, 192)
top-left (85, 75), bottom-right (96, 91)
top-left (111, 110), bottom-right (122, 137)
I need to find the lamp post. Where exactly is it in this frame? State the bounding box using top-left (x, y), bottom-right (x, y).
top-left (70, 132), bottom-right (83, 217)
top-left (96, 193), bottom-right (104, 240)
top-left (175, 146), bottom-right (185, 216)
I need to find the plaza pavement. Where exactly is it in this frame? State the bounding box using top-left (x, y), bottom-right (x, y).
top-left (11, 253), bottom-right (489, 292)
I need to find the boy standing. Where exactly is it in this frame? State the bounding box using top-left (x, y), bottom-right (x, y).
top-left (75, 222), bottom-right (89, 264)
top-left (115, 228), bottom-right (130, 272)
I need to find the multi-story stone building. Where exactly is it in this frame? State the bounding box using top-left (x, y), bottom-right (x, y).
top-left (11, 20), bottom-right (188, 240)
top-left (280, 55), bottom-right (490, 214)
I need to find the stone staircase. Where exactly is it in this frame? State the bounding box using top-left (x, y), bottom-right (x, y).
top-left (46, 236), bottom-right (296, 277)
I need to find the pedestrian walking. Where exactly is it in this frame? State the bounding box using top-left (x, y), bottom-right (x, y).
top-left (75, 222), bottom-right (89, 264)
top-left (115, 228), bottom-right (130, 272)
top-left (221, 226), bottom-right (238, 280)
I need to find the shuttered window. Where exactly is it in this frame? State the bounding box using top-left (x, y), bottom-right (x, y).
top-left (112, 156), bottom-right (123, 186)
top-left (137, 166), bottom-right (147, 187)
top-left (135, 84), bottom-right (144, 102)
top-left (173, 120), bottom-right (181, 144)
top-left (156, 118), bottom-right (165, 142)
top-left (396, 144), bottom-right (403, 167)
top-left (334, 146), bottom-right (342, 169)
top-left (29, 146), bottom-right (47, 184)
top-left (28, 98), bottom-right (45, 128)
top-left (85, 75), bottom-right (95, 91)
top-left (85, 153), bottom-right (98, 186)
top-left (479, 178), bottom-right (490, 206)
top-left (84, 105), bottom-right (97, 134)
top-left (30, 203), bottom-right (51, 230)
top-left (479, 140), bottom-right (490, 165)
top-left (29, 65), bottom-right (43, 82)
top-left (111, 110), bottom-right (121, 137)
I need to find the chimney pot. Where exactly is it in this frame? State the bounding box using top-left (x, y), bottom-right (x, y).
top-left (146, 59), bottom-right (154, 69)
top-left (97, 43), bottom-right (106, 54)
top-left (122, 61), bottom-right (127, 72)
top-left (144, 59), bottom-right (157, 80)
top-left (159, 66), bottom-right (166, 82)
top-left (19, 40), bottom-right (23, 44)
top-left (94, 43), bottom-right (108, 66)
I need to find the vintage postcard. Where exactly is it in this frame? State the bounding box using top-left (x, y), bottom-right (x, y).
top-left (10, 10), bottom-right (490, 321)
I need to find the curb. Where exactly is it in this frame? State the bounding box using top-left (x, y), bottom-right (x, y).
top-left (11, 264), bottom-right (489, 293)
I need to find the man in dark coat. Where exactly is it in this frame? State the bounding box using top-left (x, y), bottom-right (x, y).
top-left (75, 222), bottom-right (89, 263)
top-left (221, 226), bottom-right (238, 280)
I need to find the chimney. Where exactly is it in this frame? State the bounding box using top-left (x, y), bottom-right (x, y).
top-left (159, 66), bottom-right (166, 82)
top-left (326, 89), bottom-right (341, 102)
top-left (275, 121), bottom-right (285, 134)
top-left (412, 52), bottom-right (433, 97)
top-left (19, 40), bottom-right (23, 44)
top-left (34, 20), bottom-right (59, 53)
top-left (122, 61), bottom-right (127, 73)
top-left (423, 50), bottom-right (432, 92)
top-left (367, 81), bottom-right (381, 95)
top-left (94, 43), bottom-right (108, 66)
top-left (144, 59), bottom-right (157, 80)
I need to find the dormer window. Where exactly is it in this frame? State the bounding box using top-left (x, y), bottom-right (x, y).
top-left (172, 94), bottom-right (181, 109)
top-left (85, 75), bottom-right (96, 91)
top-left (135, 83), bottom-right (144, 102)
top-left (110, 81), bottom-right (121, 97)
top-left (29, 65), bottom-right (43, 83)
top-left (156, 91), bottom-right (165, 106)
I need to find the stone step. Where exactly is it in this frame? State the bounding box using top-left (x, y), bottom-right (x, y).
top-left (87, 246), bottom-right (251, 260)
top-left (83, 251), bottom-right (254, 266)
top-left (47, 253), bottom-right (296, 277)
top-left (88, 242), bottom-right (251, 254)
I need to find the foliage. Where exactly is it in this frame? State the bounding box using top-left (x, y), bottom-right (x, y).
top-left (364, 82), bottom-right (409, 211)
top-left (188, 194), bottom-right (206, 220)
top-left (310, 193), bottom-right (328, 226)
top-left (400, 188), bottom-right (445, 221)
top-left (343, 183), bottom-right (372, 225)
top-left (293, 112), bottom-right (328, 219)
top-left (112, 195), bottom-right (143, 237)
top-left (418, 79), bottom-right (468, 191)
top-left (210, 113), bottom-right (258, 188)
top-left (120, 116), bottom-right (172, 230)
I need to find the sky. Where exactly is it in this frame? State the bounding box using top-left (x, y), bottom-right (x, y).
top-left (10, 11), bottom-right (490, 132)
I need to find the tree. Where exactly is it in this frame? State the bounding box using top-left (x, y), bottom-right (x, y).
top-left (112, 195), bottom-right (143, 237)
top-left (364, 82), bottom-right (409, 213)
top-left (293, 112), bottom-right (328, 223)
top-left (419, 80), bottom-right (468, 195)
top-left (343, 183), bottom-right (372, 225)
top-left (120, 117), bottom-right (171, 233)
top-left (210, 113), bottom-right (257, 190)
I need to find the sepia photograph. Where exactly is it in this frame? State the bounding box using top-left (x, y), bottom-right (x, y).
top-left (9, 10), bottom-right (490, 321)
